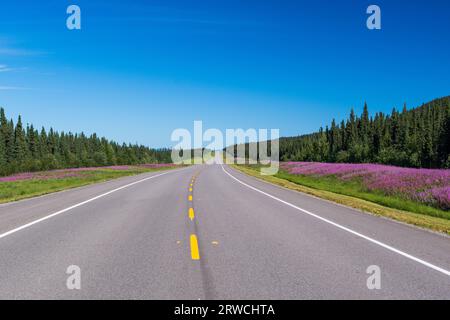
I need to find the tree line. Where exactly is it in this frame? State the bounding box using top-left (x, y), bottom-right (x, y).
top-left (279, 96), bottom-right (450, 168)
top-left (0, 108), bottom-right (172, 177)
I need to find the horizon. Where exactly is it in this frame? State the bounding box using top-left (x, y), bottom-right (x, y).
top-left (1, 95), bottom-right (448, 150)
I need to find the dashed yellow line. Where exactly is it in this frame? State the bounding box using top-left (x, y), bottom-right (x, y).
top-left (190, 234), bottom-right (200, 260)
top-left (187, 175), bottom-right (200, 260)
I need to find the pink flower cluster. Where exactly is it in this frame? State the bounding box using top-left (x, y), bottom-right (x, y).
top-left (138, 163), bottom-right (176, 169)
top-left (281, 162), bottom-right (450, 210)
top-left (0, 164), bottom-right (176, 183)
top-left (0, 171), bottom-right (85, 182)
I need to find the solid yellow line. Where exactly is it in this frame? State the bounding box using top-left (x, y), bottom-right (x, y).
top-left (189, 208), bottom-right (195, 221)
top-left (190, 234), bottom-right (200, 260)
top-left (188, 195), bottom-right (193, 201)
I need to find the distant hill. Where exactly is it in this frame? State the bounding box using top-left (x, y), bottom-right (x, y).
top-left (233, 96), bottom-right (450, 169)
top-left (279, 96), bottom-right (450, 168)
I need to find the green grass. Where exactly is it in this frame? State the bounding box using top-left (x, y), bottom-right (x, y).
top-left (0, 167), bottom-right (178, 204)
top-left (233, 165), bottom-right (450, 235)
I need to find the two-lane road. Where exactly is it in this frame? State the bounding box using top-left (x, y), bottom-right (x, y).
top-left (0, 164), bottom-right (449, 299)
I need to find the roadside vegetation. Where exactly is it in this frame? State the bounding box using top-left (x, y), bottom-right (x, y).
top-left (0, 107), bottom-right (173, 178)
top-left (278, 96), bottom-right (450, 169)
top-left (234, 163), bottom-right (450, 235)
top-left (0, 164), bottom-right (179, 204)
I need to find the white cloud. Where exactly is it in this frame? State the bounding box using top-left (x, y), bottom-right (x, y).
top-left (0, 65), bottom-right (13, 72)
top-left (0, 48), bottom-right (47, 56)
top-left (0, 85), bottom-right (29, 90)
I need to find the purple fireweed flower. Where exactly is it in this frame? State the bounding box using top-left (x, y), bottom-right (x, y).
top-left (0, 163), bottom-right (176, 183)
top-left (281, 162), bottom-right (450, 210)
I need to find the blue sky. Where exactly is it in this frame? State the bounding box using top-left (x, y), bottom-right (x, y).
top-left (0, 0), bottom-right (449, 147)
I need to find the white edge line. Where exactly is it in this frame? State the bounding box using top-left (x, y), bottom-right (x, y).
top-left (221, 165), bottom-right (450, 277)
top-left (0, 168), bottom-right (186, 240)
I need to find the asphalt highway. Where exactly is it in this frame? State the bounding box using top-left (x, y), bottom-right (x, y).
top-left (0, 164), bottom-right (449, 299)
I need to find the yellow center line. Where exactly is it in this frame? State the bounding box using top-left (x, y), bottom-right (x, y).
top-left (190, 234), bottom-right (200, 260)
top-left (187, 174), bottom-right (200, 260)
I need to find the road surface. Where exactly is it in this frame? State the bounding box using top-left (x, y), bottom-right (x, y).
top-left (0, 164), bottom-right (449, 299)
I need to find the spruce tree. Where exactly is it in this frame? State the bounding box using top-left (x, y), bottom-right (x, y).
top-left (0, 126), bottom-right (5, 171)
top-left (13, 115), bottom-right (28, 166)
top-left (0, 108), bottom-right (12, 164)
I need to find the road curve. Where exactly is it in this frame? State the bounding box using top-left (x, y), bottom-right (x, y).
top-left (0, 164), bottom-right (449, 299)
